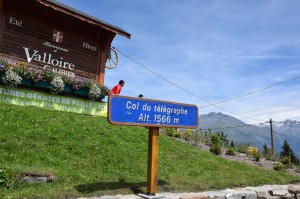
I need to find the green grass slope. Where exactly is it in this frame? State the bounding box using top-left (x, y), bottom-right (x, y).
top-left (0, 102), bottom-right (299, 198)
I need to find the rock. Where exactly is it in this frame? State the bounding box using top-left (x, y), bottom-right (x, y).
top-left (270, 189), bottom-right (289, 196)
top-left (225, 192), bottom-right (242, 199)
top-left (179, 194), bottom-right (211, 199)
top-left (256, 191), bottom-right (269, 199)
top-left (20, 173), bottom-right (55, 183)
top-left (288, 185), bottom-right (300, 194)
top-left (242, 190), bottom-right (257, 199)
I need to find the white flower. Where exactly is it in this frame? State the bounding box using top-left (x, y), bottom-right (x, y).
top-left (89, 83), bottom-right (101, 100)
top-left (51, 76), bottom-right (65, 93)
top-left (3, 69), bottom-right (22, 87)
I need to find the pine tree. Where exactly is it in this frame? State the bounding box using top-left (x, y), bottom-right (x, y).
top-left (230, 140), bottom-right (235, 147)
top-left (280, 139), bottom-right (297, 164)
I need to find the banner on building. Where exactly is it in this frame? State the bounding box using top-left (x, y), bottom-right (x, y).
top-left (0, 85), bottom-right (107, 117)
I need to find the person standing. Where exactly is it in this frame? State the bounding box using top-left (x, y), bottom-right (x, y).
top-left (109, 80), bottom-right (125, 96)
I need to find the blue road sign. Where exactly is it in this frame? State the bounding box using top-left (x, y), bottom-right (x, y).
top-left (108, 95), bottom-right (198, 128)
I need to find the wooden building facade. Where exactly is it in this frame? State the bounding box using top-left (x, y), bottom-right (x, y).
top-left (0, 0), bottom-right (130, 84)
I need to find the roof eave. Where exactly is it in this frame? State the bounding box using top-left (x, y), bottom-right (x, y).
top-left (37, 0), bottom-right (131, 39)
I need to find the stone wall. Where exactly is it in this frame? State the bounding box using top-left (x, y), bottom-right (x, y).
top-left (80, 183), bottom-right (300, 199)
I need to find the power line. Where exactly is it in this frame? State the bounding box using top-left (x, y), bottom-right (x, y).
top-left (114, 47), bottom-right (266, 122)
top-left (199, 74), bottom-right (300, 108)
top-left (198, 122), bottom-right (269, 131)
top-left (198, 120), bottom-right (300, 131)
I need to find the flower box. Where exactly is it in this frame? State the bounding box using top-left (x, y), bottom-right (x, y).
top-left (73, 88), bottom-right (89, 97)
top-left (20, 78), bottom-right (32, 87)
top-left (63, 84), bottom-right (72, 93)
top-left (34, 80), bottom-right (52, 89)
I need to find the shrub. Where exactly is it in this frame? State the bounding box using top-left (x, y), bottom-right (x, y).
top-left (89, 83), bottom-right (101, 100)
top-left (210, 134), bottom-right (222, 155)
top-left (237, 143), bottom-right (250, 154)
top-left (2, 69), bottom-right (22, 88)
top-left (99, 84), bottom-right (110, 96)
top-left (175, 131), bottom-right (184, 139)
top-left (13, 62), bottom-right (35, 80)
top-left (191, 131), bottom-right (203, 146)
top-left (281, 156), bottom-right (293, 168)
top-left (60, 74), bottom-right (74, 85)
top-left (244, 146), bottom-right (262, 161)
top-left (246, 146), bottom-right (259, 156)
top-left (51, 76), bottom-right (65, 94)
top-left (273, 163), bottom-right (285, 171)
top-left (263, 147), bottom-right (275, 161)
top-left (162, 128), bottom-right (177, 137)
top-left (39, 68), bottom-right (55, 81)
top-left (253, 151), bottom-right (262, 162)
top-left (226, 146), bottom-right (237, 156)
top-left (183, 129), bottom-right (193, 142)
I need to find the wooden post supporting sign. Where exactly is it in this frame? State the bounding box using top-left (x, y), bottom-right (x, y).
top-left (147, 127), bottom-right (159, 195)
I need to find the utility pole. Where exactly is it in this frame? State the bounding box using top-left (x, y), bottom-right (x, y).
top-left (269, 118), bottom-right (274, 155)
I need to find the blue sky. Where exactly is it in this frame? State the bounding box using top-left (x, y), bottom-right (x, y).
top-left (58, 0), bottom-right (300, 124)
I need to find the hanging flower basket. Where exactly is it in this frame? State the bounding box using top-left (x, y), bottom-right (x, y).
top-left (34, 80), bottom-right (52, 90)
top-left (63, 84), bottom-right (72, 93)
top-left (73, 88), bottom-right (89, 97)
top-left (20, 78), bottom-right (33, 87)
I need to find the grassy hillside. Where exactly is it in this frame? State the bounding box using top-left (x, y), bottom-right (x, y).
top-left (0, 102), bottom-right (299, 198)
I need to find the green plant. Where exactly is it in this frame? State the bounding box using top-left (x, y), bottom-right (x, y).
top-left (0, 168), bottom-right (15, 189)
top-left (237, 143), bottom-right (250, 154)
top-left (273, 163), bottom-right (285, 171)
top-left (183, 129), bottom-right (192, 142)
top-left (175, 130), bottom-right (184, 139)
top-left (191, 130), bottom-right (203, 146)
top-left (263, 144), bottom-right (275, 160)
top-left (50, 76), bottom-right (65, 94)
top-left (280, 156), bottom-right (294, 169)
top-left (99, 84), bottom-right (110, 96)
top-left (35, 68), bottom-right (55, 82)
top-left (210, 134), bottom-right (222, 155)
top-left (2, 69), bottom-right (22, 88)
top-left (162, 128), bottom-right (177, 137)
top-left (253, 151), bottom-right (262, 162)
top-left (280, 140), bottom-right (298, 165)
top-left (12, 62), bottom-right (35, 80)
top-left (89, 83), bottom-right (102, 100)
top-left (217, 131), bottom-right (229, 147)
top-left (226, 146), bottom-right (237, 156)
top-left (60, 74), bottom-right (74, 85)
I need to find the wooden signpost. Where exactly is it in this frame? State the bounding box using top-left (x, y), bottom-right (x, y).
top-left (108, 95), bottom-right (198, 198)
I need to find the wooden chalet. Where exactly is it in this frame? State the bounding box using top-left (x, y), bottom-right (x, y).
top-left (0, 0), bottom-right (130, 84)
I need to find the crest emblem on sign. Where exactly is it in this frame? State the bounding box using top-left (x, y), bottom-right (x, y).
top-left (52, 30), bottom-right (63, 43)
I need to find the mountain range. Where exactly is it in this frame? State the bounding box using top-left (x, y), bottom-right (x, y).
top-left (198, 112), bottom-right (300, 157)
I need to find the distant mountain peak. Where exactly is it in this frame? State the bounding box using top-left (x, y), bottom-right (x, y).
top-left (283, 119), bottom-right (298, 124)
top-left (199, 112), bottom-right (300, 157)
